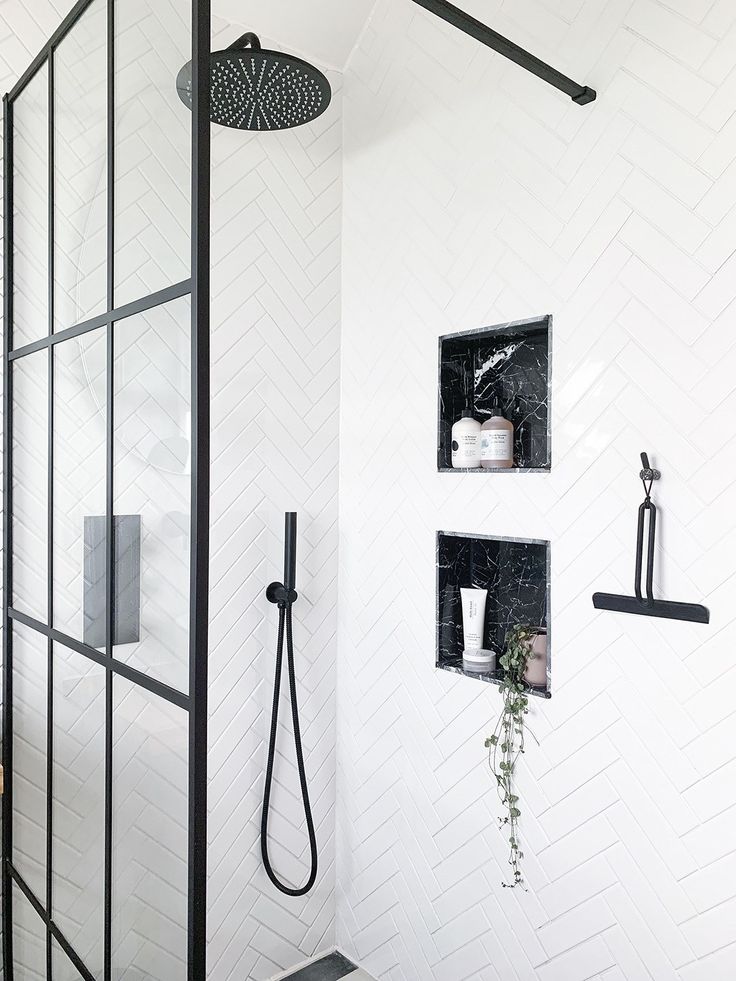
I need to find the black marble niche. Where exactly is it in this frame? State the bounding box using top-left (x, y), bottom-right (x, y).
top-left (436, 531), bottom-right (551, 697)
top-left (438, 315), bottom-right (552, 471)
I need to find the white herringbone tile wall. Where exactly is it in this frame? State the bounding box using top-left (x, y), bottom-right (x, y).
top-left (206, 15), bottom-right (342, 980)
top-left (337, 1), bottom-right (736, 979)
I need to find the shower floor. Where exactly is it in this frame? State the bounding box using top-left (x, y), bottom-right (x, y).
top-left (281, 951), bottom-right (376, 980)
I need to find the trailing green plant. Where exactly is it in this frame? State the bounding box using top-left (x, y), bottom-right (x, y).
top-left (485, 624), bottom-right (536, 889)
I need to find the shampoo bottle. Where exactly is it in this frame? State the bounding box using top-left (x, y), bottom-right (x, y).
top-left (481, 403), bottom-right (514, 470)
top-left (451, 408), bottom-right (481, 469)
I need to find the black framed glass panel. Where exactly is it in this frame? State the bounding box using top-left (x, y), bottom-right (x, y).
top-left (112, 297), bottom-right (191, 693)
top-left (4, 0), bottom-right (211, 977)
top-left (12, 883), bottom-right (46, 981)
top-left (11, 65), bottom-right (48, 350)
top-left (112, 678), bottom-right (189, 980)
top-left (52, 939), bottom-right (89, 981)
top-left (53, 330), bottom-right (107, 643)
top-left (11, 623), bottom-right (48, 905)
top-left (52, 644), bottom-right (106, 974)
top-left (12, 353), bottom-right (49, 622)
top-left (114, 0), bottom-right (192, 307)
top-left (54, 0), bottom-right (108, 331)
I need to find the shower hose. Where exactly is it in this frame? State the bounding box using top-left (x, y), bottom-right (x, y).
top-left (260, 600), bottom-right (319, 896)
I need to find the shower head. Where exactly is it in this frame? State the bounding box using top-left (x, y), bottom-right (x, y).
top-left (176, 32), bottom-right (332, 132)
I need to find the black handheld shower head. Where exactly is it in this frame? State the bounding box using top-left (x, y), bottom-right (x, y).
top-left (176, 32), bottom-right (332, 131)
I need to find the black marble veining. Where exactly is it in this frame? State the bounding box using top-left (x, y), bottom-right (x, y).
top-left (437, 531), bottom-right (551, 696)
top-left (438, 316), bottom-right (551, 471)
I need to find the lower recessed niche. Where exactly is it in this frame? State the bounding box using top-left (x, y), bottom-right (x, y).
top-left (436, 531), bottom-right (551, 697)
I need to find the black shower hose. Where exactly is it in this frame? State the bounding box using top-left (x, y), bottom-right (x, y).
top-left (260, 601), bottom-right (319, 896)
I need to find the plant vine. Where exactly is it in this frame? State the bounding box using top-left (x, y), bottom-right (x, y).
top-left (485, 624), bottom-right (536, 889)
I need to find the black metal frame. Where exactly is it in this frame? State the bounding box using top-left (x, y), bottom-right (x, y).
top-left (411, 0), bottom-right (596, 105)
top-left (2, 0), bottom-right (211, 978)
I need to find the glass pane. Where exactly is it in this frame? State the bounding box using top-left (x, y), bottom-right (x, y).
top-left (54, 330), bottom-right (107, 643)
top-left (113, 297), bottom-right (190, 692)
top-left (12, 65), bottom-right (48, 350)
top-left (53, 644), bottom-right (106, 974)
top-left (114, 0), bottom-right (191, 306)
top-left (12, 883), bottom-right (46, 981)
top-left (13, 351), bottom-right (48, 624)
top-left (12, 622), bottom-right (48, 904)
top-left (113, 679), bottom-right (188, 981)
top-left (52, 939), bottom-right (90, 981)
top-left (55, 0), bottom-right (108, 330)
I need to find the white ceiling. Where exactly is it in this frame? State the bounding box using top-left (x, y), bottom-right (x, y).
top-left (213, 0), bottom-right (377, 71)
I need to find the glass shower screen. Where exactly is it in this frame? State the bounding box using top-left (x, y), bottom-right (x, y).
top-left (3, 1), bottom-right (211, 979)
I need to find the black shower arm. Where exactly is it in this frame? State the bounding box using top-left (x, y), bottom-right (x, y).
top-left (410, 0), bottom-right (596, 105)
top-left (228, 32), bottom-right (261, 51)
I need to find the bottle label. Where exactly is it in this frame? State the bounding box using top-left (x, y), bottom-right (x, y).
top-left (481, 430), bottom-right (513, 462)
top-left (452, 433), bottom-right (480, 468)
top-left (452, 434), bottom-right (480, 462)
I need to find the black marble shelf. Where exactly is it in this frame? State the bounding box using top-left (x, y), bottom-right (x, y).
top-left (438, 315), bottom-right (552, 472)
top-left (439, 655), bottom-right (550, 698)
top-left (436, 531), bottom-right (551, 697)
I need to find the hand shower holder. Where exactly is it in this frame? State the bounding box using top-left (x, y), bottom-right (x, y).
top-left (266, 583), bottom-right (298, 608)
top-left (266, 512), bottom-right (298, 608)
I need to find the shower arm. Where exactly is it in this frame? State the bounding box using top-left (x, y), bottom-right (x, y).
top-left (410, 0), bottom-right (596, 105)
top-left (228, 32), bottom-right (261, 51)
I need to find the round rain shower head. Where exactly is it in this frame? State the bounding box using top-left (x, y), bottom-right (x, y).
top-left (176, 32), bottom-right (332, 132)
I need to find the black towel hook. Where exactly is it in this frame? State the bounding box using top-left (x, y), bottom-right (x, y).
top-left (635, 452), bottom-right (659, 608)
top-left (639, 451), bottom-right (660, 500)
top-left (593, 452), bottom-right (709, 624)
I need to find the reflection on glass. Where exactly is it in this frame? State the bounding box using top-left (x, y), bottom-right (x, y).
top-left (13, 352), bottom-right (48, 623)
top-left (114, 0), bottom-right (191, 306)
top-left (55, 0), bottom-right (107, 330)
top-left (54, 330), bottom-right (107, 642)
top-left (113, 297), bottom-right (191, 692)
top-left (12, 65), bottom-right (48, 350)
top-left (53, 644), bottom-right (106, 975)
top-left (12, 622), bottom-right (48, 904)
top-left (13, 883), bottom-right (46, 981)
top-left (113, 679), bottom-right (188, 981)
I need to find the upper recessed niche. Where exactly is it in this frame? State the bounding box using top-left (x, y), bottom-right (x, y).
top-left (438, 315), bottom-right (552, 472)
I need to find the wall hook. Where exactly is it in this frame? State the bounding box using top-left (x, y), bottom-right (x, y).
top-left (592, 453), bottom-right (709, 624)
